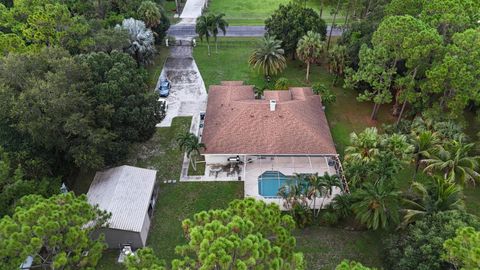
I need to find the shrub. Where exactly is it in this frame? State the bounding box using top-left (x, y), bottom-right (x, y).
top-left (274, 77), bottom-right (289, 90)
top-left (312, 82), bottom-right (336, 105)
top-left (322, 211), bottom-right (339, 226)
top-left (291, 203), bottom-right (312, 228)
top-left (331, 193), bottom-right (354, 219)
top-left (384, 210), bottom-right (480, 270)
top-left (336, 260), bottom-right (375, 270)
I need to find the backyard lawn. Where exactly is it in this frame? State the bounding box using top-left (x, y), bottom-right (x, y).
top-left (205, 0), bottom-right (345, 25)
top-left (148, 182), bottom-right (244, 262)
top-left (295, 227), bottom-right (384, 269)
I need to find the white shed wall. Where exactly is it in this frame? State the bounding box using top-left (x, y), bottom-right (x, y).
top-left (139, 212), bottom-right (151, 247)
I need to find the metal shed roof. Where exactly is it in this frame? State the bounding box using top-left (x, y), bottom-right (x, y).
top-left (87, 165), bottom-right (157, 233)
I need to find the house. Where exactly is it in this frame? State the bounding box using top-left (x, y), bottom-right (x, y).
top-left (87, 165), bottom-right (157, 249)
top-left (200, 81), bottom-right (346, 208)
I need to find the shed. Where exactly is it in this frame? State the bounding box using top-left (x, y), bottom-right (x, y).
top-left (87, 165), bottom-right (157, 249)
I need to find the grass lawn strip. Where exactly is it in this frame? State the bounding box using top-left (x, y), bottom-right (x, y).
top-left (294, 227), bottom-right (384, 269)
top-left (205, 0), bottom-right (346, 26)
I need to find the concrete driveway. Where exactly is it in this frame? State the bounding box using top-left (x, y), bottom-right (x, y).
top-left (156, 44), bottom-right (207, 127)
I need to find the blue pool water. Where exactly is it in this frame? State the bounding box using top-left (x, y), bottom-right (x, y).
top-left (258, 171), bottom-right (307, 198)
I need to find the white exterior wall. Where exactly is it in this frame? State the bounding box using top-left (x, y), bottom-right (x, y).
top-left (140, 212), bottom-right (151, 246)
top-left (204, 154), bottom-right (246, 165)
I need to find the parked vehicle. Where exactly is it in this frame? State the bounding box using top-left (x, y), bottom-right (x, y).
top-left (158, 97), bottom-right (168, 111)
top-left (158, 79), bottom-right (171, 97)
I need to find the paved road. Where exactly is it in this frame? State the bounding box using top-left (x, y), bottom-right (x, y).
top-left (168, 25), bottom-right (344, 38)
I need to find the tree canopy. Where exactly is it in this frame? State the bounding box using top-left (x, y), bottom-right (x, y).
top-left (172, 198), bottom-right (305, 269)
top-left (0, 47), bottom-right (160, 178)
top-left (265, 3), bottom-right (327, 57)
top-left (0, 192), bottom-right (110, 269)
top-left (443, 227), bottom-right (480, 269)
top-left (385, 210), bottom-right (480, 270)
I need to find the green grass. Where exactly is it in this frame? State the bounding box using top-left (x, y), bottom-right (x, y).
top-left (463, 186), bottom-right (480, 217)
top-left (205, 0), bottom-right (345, 26)
top-left (188, 155), bottom-right (206, 176)
top-left (148, 182), bottom-right (244, 263)
top-left (146, 45), bottom-right (171, 90)
top-left (295, 227), bottom-right (384, 269)
top-left (124, 117), bottom-right (191, 181)
top-left (161, 0), bottom-right (181, 24)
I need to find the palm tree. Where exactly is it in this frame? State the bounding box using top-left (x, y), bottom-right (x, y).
top-left (248, 35), bottom-right (287, 78)
top-left (306, 173), bottom-right (325, 218)
top-left (351, 182), bottom-right (401, 230)
top-left (137, 1), bottom-right (163, 29)
top-left (331, 193), bottom-right (354, 219)
top-left (196, 15), bottom-right (213, 56)
top-left (327, 0), bottom-right (342, 51)
top-left (278, 182), bottom-right (308, 213)
top-left (209, 13), bottom-right (228, 53)
top-left (411, 116), bottom-right (466, 142)
top-left (278, 185), bottom-right (293, 210)
top-left (423, 140), bottom-right (480, 185)
top-left (327, 45), bottom-right (347, 86)
top-left (411, 131), bottom-right (440, 179)
top-left (345, 127), bottom-right (381, 164)
top-left (401, 176), bottom-right (464, 227)
top-left (382, 133), bottom-right (414, 162)
top-left (317, 173), bottom-right (343, 216)
top-left (296, 31), bottom-right (324, 81)
top-left (117, 18), bottom-right (155, 66)
top-left (177, 132), bottom-right (205, 171)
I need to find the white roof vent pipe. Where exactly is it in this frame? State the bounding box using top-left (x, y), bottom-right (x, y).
top-left (269, 100), bottom-right (277, 111)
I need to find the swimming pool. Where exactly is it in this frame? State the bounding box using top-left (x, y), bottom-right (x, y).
top-left (258, 171), bottom-right (308, 198)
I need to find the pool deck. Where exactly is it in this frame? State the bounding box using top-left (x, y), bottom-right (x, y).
top-left (243, 156), bottom-right (340, 210)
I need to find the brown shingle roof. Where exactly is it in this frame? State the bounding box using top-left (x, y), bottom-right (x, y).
top-left (201, 82), bottom-right (337, 155)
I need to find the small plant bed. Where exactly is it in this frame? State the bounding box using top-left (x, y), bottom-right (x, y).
top-left (188, 155), bottom-right (206, 176)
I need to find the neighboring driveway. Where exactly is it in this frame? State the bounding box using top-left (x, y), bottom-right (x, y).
top-left (179, 0), bottom-right (206, 20)
top-left (156, 44), bottom-right (207, 127)
top-left (167, 25), bottom-right (344, 38)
